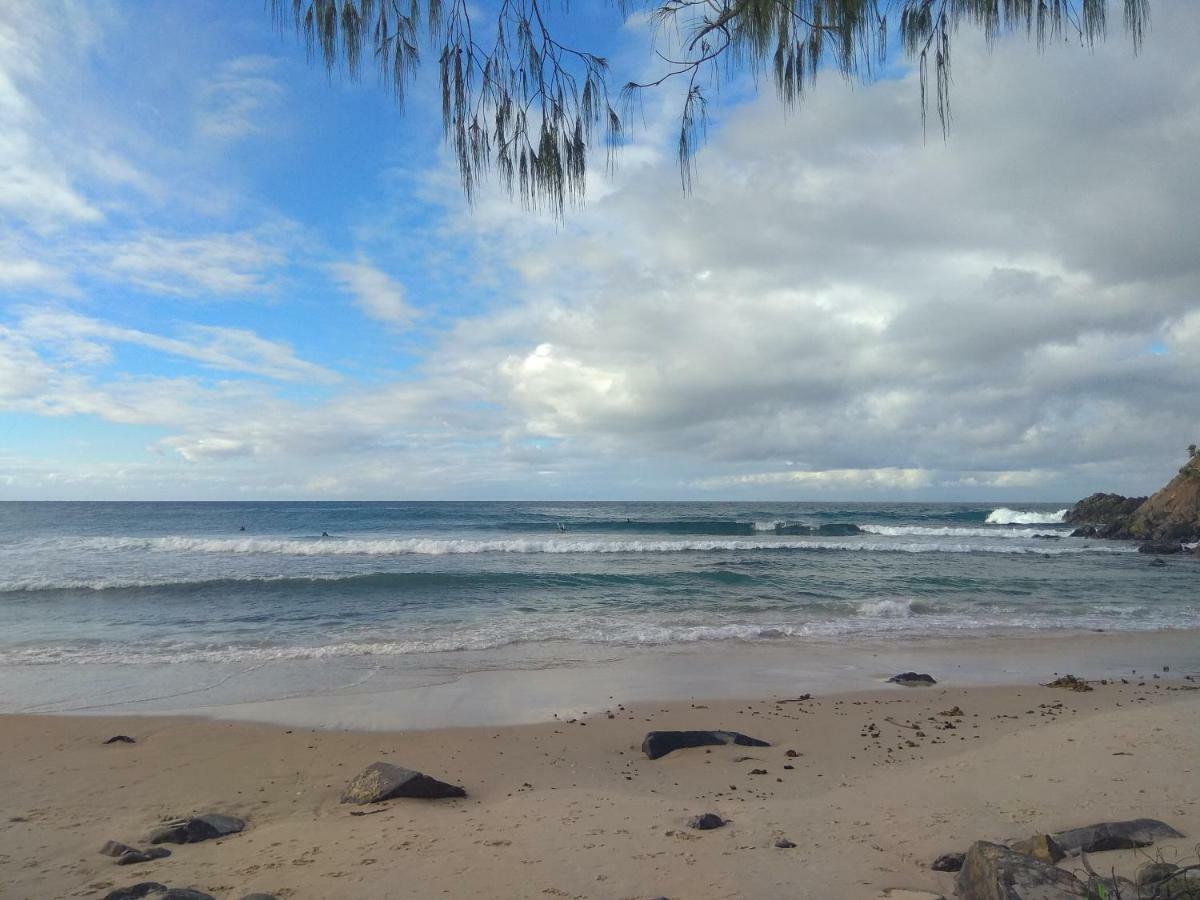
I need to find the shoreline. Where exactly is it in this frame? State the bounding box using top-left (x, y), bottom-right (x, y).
top-left (5, 627), bottom-right (1199, 730)
top-left (2, 677), bottom-right (1198, 899)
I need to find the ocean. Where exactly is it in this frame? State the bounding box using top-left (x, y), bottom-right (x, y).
top-left (1, 500), bottom-right (1196, 720)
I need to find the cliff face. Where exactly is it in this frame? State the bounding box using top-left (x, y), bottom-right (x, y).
top-left (1067, 453), bottom-right (1200, 545)
top-left (1124, 454), bottom-right (1200, 542)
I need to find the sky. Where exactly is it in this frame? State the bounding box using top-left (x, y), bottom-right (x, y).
top-left (0, 1), bottom-right (1197, 501)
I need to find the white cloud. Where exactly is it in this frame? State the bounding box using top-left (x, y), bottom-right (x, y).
top-left (329, 259), bottom-right (417, 326)
top-left (13, 310), bottom-right (337, 384)
top-left (196, 56), bottom-right (285, 142)
top-left (697, 468), bottom-right (934, 491)
top-left (106, 229), bottom-right (291, 297)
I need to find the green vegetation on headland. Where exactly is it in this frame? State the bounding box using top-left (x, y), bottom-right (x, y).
top-left (1067, 449), bottom-right (1200, 555)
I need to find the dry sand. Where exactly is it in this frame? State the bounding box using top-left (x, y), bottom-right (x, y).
top-left (2, 677), bottom-right (1198, 900)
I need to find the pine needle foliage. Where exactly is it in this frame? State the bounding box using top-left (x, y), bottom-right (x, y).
top-left (270, 0), bottom-right (1150, 215)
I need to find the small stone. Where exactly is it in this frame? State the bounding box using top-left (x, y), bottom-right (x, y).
top-left (748, 768), bottom-right (767, 775)
top-left (785, 749), bottom-right (800, 757)
top-left (687, 813), bottom-right (726, 830)
top-left (104, 735), bottom-right (136, 744)
top-left (887, 672), bottom-right (936, 686)
top-left (937, 706), bottom-right (964, 717)
top-left (774, 837), bottom-right (796, 849)
top-left (931, 852), bottom-right (964, 872)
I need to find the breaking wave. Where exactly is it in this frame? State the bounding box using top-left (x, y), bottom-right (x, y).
top-left (59, 535), bottom-right (1124, 557)
top-left (984, 508), bottom-right (1069, 525)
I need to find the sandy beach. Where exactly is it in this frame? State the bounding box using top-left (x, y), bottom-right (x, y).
top-left (3, 664), bottom-right (1198, 899)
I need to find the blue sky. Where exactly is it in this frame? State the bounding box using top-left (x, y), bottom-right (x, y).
top-left (1, 1), bottom-right (1198, 500)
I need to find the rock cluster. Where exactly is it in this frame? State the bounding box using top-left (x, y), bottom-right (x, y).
top-left (939, 818), bottom-right (1186, 899)
top-left (1066, 451), bottom-right (1200, 548)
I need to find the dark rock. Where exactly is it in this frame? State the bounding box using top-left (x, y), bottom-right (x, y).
top-left (117, 847), bottom-right (172, 865)
top-left (104, 735), bottom-right (136, 744)
top-left (641, 730), bottom-right (770, 760)
top-left (1070, 526), bottom-right (1097, 538)
top-left (1064, 492), bottom-right (1147, 528)
top-left (149, 814), bottom-right (244, 845)
top-left (103, 885), bottom-right (167, 900)
top-left (101, 840), bottom-right (136, 857)
top-left (341, 762), bottom-right (466, 804)
top-left (102, 886), bottom-right (215, 900)
top-left (1149, 558), bottom-right (1168, 567)
top-left (815, 523), bottom-right (862, 536)
top-left (931, 852), bottom-right (964, 872)
top-left (774, 837), bottom-right (796, 848)
top-left (1008, 833), bottom-right (1065, 864)
top-left (955, 841), bottom-right (1088, 899)
top-left (887, 672), bottom-right (936, 686)
top-left (1050, 818), bottom-right (1184, 855)
top-left (687, 813), bottom-right (726, 830)
top-left (1138, 541), bottom-right (1183, 555)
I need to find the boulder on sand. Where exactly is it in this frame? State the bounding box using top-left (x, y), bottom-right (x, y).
top-left (887, 672), bottom-right (936, 687)
top-left (1050, 818), bottom-right (1184, 855)
top-left (687, 813), bottom-right (726, 830)
top-left (148, 814), bottom-right (244, 845)
top-left (641, 730), bottom-right (770, 760)
top-left (955, 841), bottom-right (1088, 899)
top-left (340, 762), bottom-right (466, 804)
top-left (103, 886), bottom-right (215, 900)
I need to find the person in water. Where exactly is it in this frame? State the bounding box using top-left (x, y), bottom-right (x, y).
top-left (321, 531), bottom-right (329, 538)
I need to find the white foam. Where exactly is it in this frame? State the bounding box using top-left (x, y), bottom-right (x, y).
top-left (984, 508), bottom-right (1068, 525)
top-left (862, 525), bottom-right (1066, 538)
top-left (64, 535), bottom-right (1124, 557)
top-left (858, 598), bottom-right (919, 618)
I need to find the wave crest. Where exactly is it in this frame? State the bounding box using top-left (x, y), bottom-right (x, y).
top-left (984, 508), bottom-right (1068, 525)
top-left (63, 535), bottom-right (1124, 557)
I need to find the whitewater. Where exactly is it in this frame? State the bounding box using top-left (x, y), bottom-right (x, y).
top-left (0, 500), bottom-right (1195, 707)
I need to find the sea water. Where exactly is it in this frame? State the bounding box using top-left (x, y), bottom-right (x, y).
top-left (0, 501), bottom-right (1195, 719)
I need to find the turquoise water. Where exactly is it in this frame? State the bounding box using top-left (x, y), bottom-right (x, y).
top-left (0, 500), bottom-right (1195, 674)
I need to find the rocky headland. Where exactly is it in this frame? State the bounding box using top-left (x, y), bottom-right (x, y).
top-left (1067, 449), bottom-right (1200, 555)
